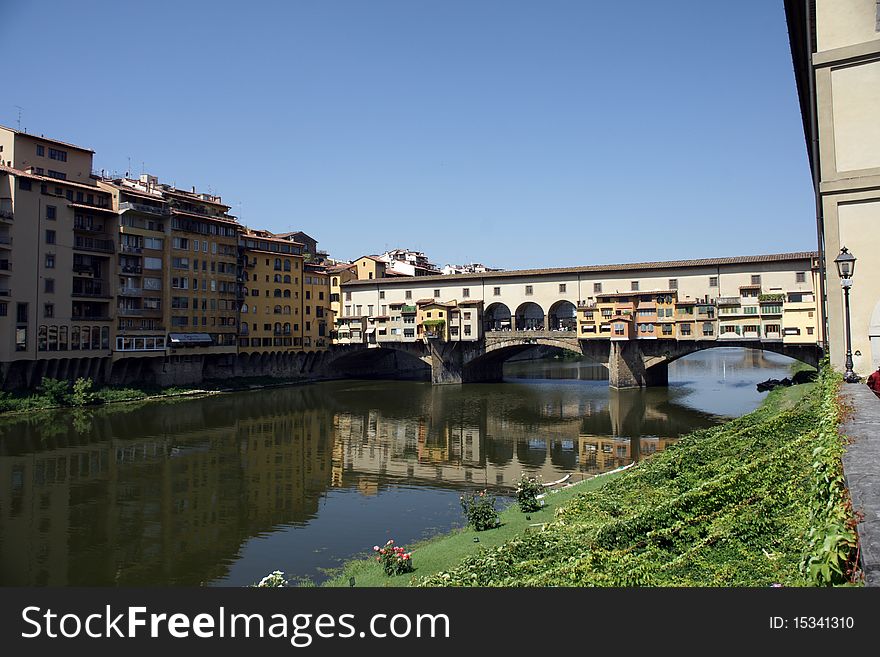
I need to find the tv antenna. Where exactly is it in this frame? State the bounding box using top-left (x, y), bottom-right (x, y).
top-left (14, 105), bottom-right (23, 131)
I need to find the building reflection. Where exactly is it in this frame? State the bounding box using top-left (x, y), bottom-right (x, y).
top-left (0, 379), bottom-right (717, 586)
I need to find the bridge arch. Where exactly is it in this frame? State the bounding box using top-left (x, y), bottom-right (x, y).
top-left (548, 300), bottom-right (577, 332)
top-left (637, 340), bottom-right (821, 371)
top-left (515, 302), bottom-right (544, 331)
top-left (484, 302), bottom-right (512, 332)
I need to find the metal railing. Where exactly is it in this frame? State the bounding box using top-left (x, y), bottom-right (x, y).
top-left (119, 287), bottom-right (143, 296)
top-left (119, 201), bottom-right (169, 216)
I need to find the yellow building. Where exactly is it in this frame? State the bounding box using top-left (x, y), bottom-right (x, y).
top-left (164, 185), bottom-right (241, 356)
top-left (238, 229), bottom-right (304, 352)
top-left (416, 300), bottom-right (453, 340)
top-left (328, 262), bottom-right (356, 340)
top-left (303, 263), bottom-right (333, 351)
top-left (352, 255), bottom-right (386, 281)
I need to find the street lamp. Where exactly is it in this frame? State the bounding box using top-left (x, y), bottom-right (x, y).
top-left (834, 247), bottom-right (860, 383)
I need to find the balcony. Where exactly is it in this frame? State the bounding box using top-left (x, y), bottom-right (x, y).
top-left (0, 261), bottom-right (10, 273)
top-left (0, 209), bottom-right (12, 221)
top-left (120, 265), bottom-right (142, 275)
top-left (0, 288), bottom-right (10, 297)
top-left (74, 237), bottom-right (114, 253)
top-left (716, 297), bottom-right (740, 306)
top-left (0, 235), bottom-right (11, 248)
top-left (117, 307), bottom-right (145, 316)
top-left (401, 305), bottom-right (417, 314)
top-left (73, 264), bottom-right (100, 275)
top-left (119, 287), bottom-right (143, 297)
top-left (73, 222), bottom-right (105, 233)
top-left (119, 201), bottom-right (169, 216)
top-left (121, 244), bottom-right (143, 254)
top-left (72, 315), bottom-right (111, 322)
top-left (72, 288), bottom-right (111, 299)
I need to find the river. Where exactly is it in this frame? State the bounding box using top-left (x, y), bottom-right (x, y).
top-left (0, 348), bottom-right (801, 586)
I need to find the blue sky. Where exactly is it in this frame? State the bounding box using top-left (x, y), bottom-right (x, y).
top-left (1, 0), bottom-right (814, 269)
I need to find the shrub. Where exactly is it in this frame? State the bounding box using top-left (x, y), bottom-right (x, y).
top-left (71, 378), bottom-right (98, 407)
top-left (37, 377), bottom-right (70, 405)
top-left (374, 539), bottom-right (414, 576)
top-left (252, 570), bottom-right (287, 587)
top-left (460, 489), bottom-right (500, 531)
top-left (516, 473), bottom-right (544, 512)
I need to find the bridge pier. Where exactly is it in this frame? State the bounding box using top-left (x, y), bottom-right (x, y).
top-left (607, 341), bottom-right (668, 389)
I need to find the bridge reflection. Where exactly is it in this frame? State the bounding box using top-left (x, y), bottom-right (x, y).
top-left (0, 379), bottom-right (717, 585)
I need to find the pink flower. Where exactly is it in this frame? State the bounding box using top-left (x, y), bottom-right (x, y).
top-left (373, 546), bottom-right (380, 551)
top-left (388, 539), bottom-right (394, 544)
top-left (376, 557), bottom-right (380, 562)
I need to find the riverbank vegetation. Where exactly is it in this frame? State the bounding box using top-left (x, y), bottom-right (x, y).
top-left (0, 375), bottom-right (308, 415)
top-left (327, 364), bottom-right (859, 587)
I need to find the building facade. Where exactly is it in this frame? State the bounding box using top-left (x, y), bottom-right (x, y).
top-left (785, 0), bottom-right (880, 373)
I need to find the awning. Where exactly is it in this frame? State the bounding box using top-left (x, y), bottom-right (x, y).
top-left (168, 333), bottom-right (214, 345)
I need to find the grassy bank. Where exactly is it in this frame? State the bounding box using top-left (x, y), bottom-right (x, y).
top-left (0, 375), bottom-right (312, 416)
top-left (322, 469), bottom-right (628, 587)
top-left (414, 366), bottom-right (858, 586)
top-left (324, 366), bottom-right (858, 588)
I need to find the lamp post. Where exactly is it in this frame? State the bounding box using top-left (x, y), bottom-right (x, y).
top-left (834, 247), bottom-right (859, 383)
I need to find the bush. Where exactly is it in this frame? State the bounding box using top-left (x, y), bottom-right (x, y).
top-left (252, 570), bottom-right (288, 587)
top-left (373, 540), bottom-right (414, 576)
top-left (37, 377), bottom-right (70, 405)
top-left (516, 473), bottom-right (544, 512)
top-left (71, 378), bottom-right (98, 407)
top-left (460, 489), bottom-right (500, 531)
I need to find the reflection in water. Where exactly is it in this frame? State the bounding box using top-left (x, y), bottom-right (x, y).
top-left (0, 349), bottom-right (801, 586)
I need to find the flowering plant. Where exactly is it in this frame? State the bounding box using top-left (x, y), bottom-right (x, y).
top-left (374, 540), bottom-right (414, 576)
top-left (516, 473), bottom-right (544, 512)
top-left (460, 489), bottom-right (500, 531)
top-left (252, 570), bottom-right (287, 587)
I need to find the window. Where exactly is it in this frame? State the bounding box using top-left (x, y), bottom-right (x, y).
top-left (669, 278), bottom-right (678, 290)
top-left (47, 170), bottom-right (66, 180)
top-left (144, 257), bottom-right (162, 270)
top-left (751, 275), bottom-right (761, 285)
top-left (0, 302), bottom-right (5, 316)
top-left (433, 289), bottom-right (440, 297)
top-left (19, 178), bottom-right (31, 191)
top-left (525, 285), bottom-right (533, 296)
top-left (345, 291), bottom-right (352, 301)
top-left (378, 290), bottom-right (385, 300)
top-left (680, 323), bottom-right (691, 336)
top-left (614, 323), bottom-right (625, 336)
top-left (464, 324), bottom-right (472, 336)
top-left (462, 288), bottom-right (470, 298)
top-left (405, 290), bottom-right (412, 299)
top-left (45, 254), bottom-right (55, 269)
top-left (44, 303), bottom-right (54, 318)
top-left (702, 322), bottom-right (714, 336)
top-left (630, 281), bottom-right (639, 291)
top-left (44, 278), bottom-right (54, 293)
top-left (558, 283), bottom-right (566, 294)
top-left (493, 287), bottom-right (501, 296)
top-left (593, 282), bottom-right (602, 294)
top-left (46, 205), bottom-right (56, 220)
top-left (36, 145), bottom-right (45, 156)
top-left (45, 229), bottom-right (55, 244)
top-left (709, 276), bottom-right (718, 287)
top-left (796, 272), bottom-right (806, 283)
top-left (48, 148), bottom-right (67, 162)
top-left (807, 327), bottom-right (814, 335)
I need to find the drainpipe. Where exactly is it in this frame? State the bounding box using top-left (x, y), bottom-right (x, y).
top-left (805, 0), bottom-right (828, 352)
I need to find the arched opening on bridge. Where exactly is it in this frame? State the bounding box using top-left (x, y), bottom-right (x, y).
top-left (516, 438), bottom-right (547, 467)
top-left (548, 300), bottom-right (577, 332)
top-left (484, 303), bottom-right (512, 332)
top-left (514, 302), bottom-right (544, 331)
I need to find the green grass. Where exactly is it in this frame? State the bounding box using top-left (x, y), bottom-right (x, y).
top-left (323, 469), bottom-right (627, 587)
top-left (410, 373), bottom-right (859, 587)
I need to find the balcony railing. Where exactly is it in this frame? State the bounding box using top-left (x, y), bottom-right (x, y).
top-left (0, 261), bottom-right (10, 272)
top-left (401, 305), bottom-right (417, 314)
top-left (72, 315), bottom-right (111, 321)
top-left (121, 244), bottom-right (143, 254)
top-left (0, 288), bottom-right (10, 296)
top-left (119, 287), bottom-right (143, 296)
top-left (72, 289), bottom-right (111, 298)
top-left (0, 236), bottom-right (11, 246)
top-left (73, 222), bottom-right (105, 233)
top-left (73, 264), bottom-right (100, 275)
top-left (74, 237), bottom-right (114, 253)
top-left (0, 209), bottom-right (12, 220)
top-left (119, 201), bottom-right (169, 216)
top-left (716, 297), bottom-right (741, 306)
top-left (117, 307), bottom-right (145, 316)
top-left (120, 265), bottom-right (142, 274)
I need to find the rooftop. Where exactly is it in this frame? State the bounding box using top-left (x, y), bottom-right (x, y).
top-left (343, 252), bottom-right (819, 287)
top-left (0, 124), bottom-right (95, 153)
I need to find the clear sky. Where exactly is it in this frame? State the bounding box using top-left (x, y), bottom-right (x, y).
top-left (1, 0), bottom-right (815, 270)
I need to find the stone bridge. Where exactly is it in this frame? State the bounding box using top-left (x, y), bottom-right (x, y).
top-left (324, 331), bottom-right (822, 388)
